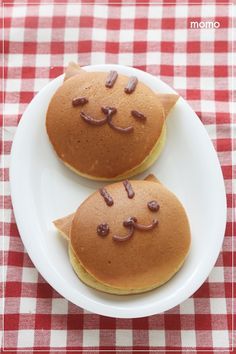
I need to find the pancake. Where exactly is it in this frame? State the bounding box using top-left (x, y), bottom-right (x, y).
top-left (53, 176), bottom-right (191, 294)
top-left (46, 63), bottom-right (179, 180)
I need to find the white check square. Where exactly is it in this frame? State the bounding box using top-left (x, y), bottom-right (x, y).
top-left (173, 76), bottom-right (187, 89)
top-left (208, 266), bottom-right (225, 282)
top-left (200, 53), bottom-right (215, 66)
top-left (179, 298), bottom-right (195, 314)
top-left (11, 5), bottom-right (27, 18)
top-left (121, 6), bottom-right (136, 19)
top-left (92, 28), bottom-right (106, 41)
top-left (51, 298), bottom-right (68, 314)
top-left (17, 330), bottom-right (34, 348)
top-left (83, 329), bottom-right (99, 346)
top-left (116, 329), bottom-right (132, 346)
top-left (22, 267), bottom-right (38, 283)
top-left (148, 5), bottom-right (163, 19)
top-left (20, 297), bottom-right (36, 314)
top-left (35, 55), bottom-right (51, 67)
top-left (64, 28), bottom-right (79, 42)
top-left (175, 5), bottom-right (188, 18)
top-left (37, 28), bottom-right (52, 43)
top-left (66, 4), bottom-right (82, 17)
top-left (5, 79), bottom-right (21, 92)
top-left (93, 5), bottom-right (108, 18)
top-left (149, 330), bottom-right (165, 346)
top-left (181, 330), bottom-right (196, 347)
top-left (10, 27), bottom-right (25, 42)
top-left (210, 298), bottom-right (227, 314)
top-left (147, 29), bottom-right (162, 42)
top-left (119, 30), bottom-right (134, 42)
top-left (212, 330), bottom-right (230, 348)
top-left (118, 53), bottom-right (133, 66)
top-left (174, 53), bottom-right (187, 66)
top-left (50, 330), bottom-right (67, 347)
top-left (146, 51), bottom-right (161, 65)
top-left (38, 4), bottom-right (54, 18)
top-left (90, 52), bottom-right (106, 65)
top-left (8, 54), bottom-right (23, 67)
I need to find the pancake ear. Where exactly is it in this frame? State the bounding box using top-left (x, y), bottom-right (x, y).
top-left (156, 93), bottom-right (179, 119)
top-left (144, 174), bottom-right (161, 184)
top-left (53, 213), bottom-right (74, 240)
top-left (64, 62), bottom-right (84, 81)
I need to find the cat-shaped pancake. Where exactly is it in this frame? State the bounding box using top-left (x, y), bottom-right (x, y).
top-left (54, 175), bottom-right (191, 295)
top-left (46, 63), bottom-right (179, 180)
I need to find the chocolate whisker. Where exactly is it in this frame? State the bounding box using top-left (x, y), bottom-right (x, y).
top-left (80, 112), bottom-right (107, 126)
top-left (72, 97), bottom-right (88, 106)
top-left (131, 110), bottom-right (146, 121)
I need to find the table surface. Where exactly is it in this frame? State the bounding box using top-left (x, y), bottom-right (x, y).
top-left (1, 1), bottom-right (234, 352)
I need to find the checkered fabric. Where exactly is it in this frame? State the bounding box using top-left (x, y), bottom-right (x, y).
top-left (1, 1), bottom-right (234, 352)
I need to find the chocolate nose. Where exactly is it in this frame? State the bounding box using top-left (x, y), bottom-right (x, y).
top-left (123, 216), bottom-right (137, 227)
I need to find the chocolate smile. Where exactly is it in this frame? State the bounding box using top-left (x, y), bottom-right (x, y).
top-left (112, 216), bottom-right (158, 242)
top-left (79, 106), bottom-right (144, 134)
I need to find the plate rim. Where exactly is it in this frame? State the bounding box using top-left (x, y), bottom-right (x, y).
top-left (9, 64), bottom-right (227, 318)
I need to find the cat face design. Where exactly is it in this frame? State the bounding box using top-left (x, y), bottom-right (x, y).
top-left (97, 180), bottom-right (160, 242)
top-left (71, 71), bottom-right (150, 133)
top-left (65, 63), bottom-right (179, 134)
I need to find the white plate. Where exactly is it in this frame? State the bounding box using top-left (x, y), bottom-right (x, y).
top-left (10, 64), bottom-right (226, 318)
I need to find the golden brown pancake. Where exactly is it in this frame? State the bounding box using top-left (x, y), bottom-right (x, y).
top-left (46, 63), bottom-right (179, 180)
top-left (54, 176), bottom-right (191, 294)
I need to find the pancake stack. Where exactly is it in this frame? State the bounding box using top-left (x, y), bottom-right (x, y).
top-left (46, 63), bottom-right (179, 180)
top-left (54, 176), bottom-right (191, 294)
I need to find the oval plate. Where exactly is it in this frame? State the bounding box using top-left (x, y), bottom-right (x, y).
top-left (10, 64), bottom-right (226, 318)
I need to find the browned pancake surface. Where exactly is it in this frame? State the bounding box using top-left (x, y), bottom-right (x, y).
top-left (70, 180), bottom-right (191, 290)
top-left (46, 71), bottom-right (165, 178)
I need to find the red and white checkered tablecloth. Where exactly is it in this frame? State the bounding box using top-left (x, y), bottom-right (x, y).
top-left (1, 1), bottom-right (234, 352)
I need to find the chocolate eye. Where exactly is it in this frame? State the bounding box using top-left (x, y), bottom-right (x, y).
top-left (105, 70), bottom-right (118, 88)
top-left (131, 110), bottom-right (146, 121)
top-left (147, 200), bottom-right (160, 212)
top-left (124, 76), bottom-right (138, 94)
top-left (97, 223), bottom-right (110, 236)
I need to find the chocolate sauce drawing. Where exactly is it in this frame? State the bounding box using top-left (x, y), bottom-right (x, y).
top-left (102, 106), bottom-right (134, 133)
top-left (123, 180), bottom-right (135, 198)
top-left (105, 71), bottom-right (118, 88)
top-left (72, 73), bottom-right (149, 133)
top-left (112, 216), bottom-right (158, 242)
top-left (147, 200), bottom-right (160, 212)
top-left (72, 97), bottom-right (88, 106)
top-left (131, 110), bottom-right (146, 121)
top-left (97, 223), bottom-right (110, 236)
top-left (124, 76), bottom-right (138, 94)
top-left (96, 185), bottom-right (160, 241)
top-left (80, 111), bottom-right (107, 126)
top-left (99, 188), bottom-right (114, 206)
